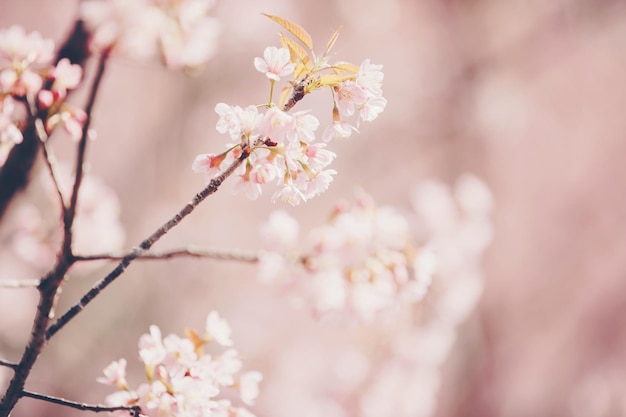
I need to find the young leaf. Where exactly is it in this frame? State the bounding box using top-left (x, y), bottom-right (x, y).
top-left (332, 63), bottom-right (360, 75)
top-left (323, 26), bottom-right (343, 57)
top-left (280, 34), bottom-right (312, 78)
top-left (280, 33), bottom-right (312, 68)
top-left (316, 73), bottom-right (357, 88)
top-left (263, 13), bottom-right (313, 50)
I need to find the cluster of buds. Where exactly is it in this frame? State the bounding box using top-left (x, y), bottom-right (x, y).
top-left (258, 191), bottom-right (435, 321)
top-left (0, 25), bottom-right (85, 159)
top-left (80, 0), bottom-right (221, 70)
top-left (99, 311), bottom-right (262, 417)
top-left (193, 15), bottom-right (387, 206)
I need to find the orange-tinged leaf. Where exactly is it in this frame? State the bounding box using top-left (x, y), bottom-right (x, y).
top-left (316, 73), bottom-right (356, 87)
top-left (323, 26), bottom-right (343, 57)
top-left (280, 33), bottom-right (312, 68)
top-left (263, 13), bottom-right (313, 50)
top-left (332, 63), bottom-right (360, 75)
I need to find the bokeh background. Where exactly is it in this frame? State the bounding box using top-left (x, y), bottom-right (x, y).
top-left (2, 0), bottom-right (626, 417)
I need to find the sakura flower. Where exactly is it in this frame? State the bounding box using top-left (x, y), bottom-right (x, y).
top-left (0, 25), bottom-right (54, 96)
top-left (258, 191), bottom-right (434, 320)
top-left (271, 181), bottom-right (307, 206)
top-left (49, 58), bottom-right (83, 98)
top-left (254, 46), bottom-right (295, 81)
top-left (192, 153), bottom-right (225, 180)
top-left (100, 312), bottom-right (261, 417)
top-left (97, 359), bottom-right (129, 389)
top-left (239, 371), bottom-right (263, 406)
top-left (206, 310), bottom-right (233, 346)
top-left (80, 0), bottom-right (220, 70)
top-left (322, 120), bottom-right (358, 142)
top-left (0, 96), bottom-right (23, 146)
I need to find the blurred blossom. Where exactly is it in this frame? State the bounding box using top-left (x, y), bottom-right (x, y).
top-left (258, 174), bottom-right (493, 417)
top-left (0, 95), bottom-right (24, 167)
top-left (80, 0), bottom-right (220, 70)
top-left (10, 165), bottom-right (125, 271)
top-left (99, 311), bottom-right (261, 417)
top-left (258, 189), bottom-right (437, 321)
top-left (0, 25), bottom-right (54, 96)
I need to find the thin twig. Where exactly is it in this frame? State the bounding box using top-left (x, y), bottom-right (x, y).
top-left (63, 48), bottom-right (110, 252)
top-left (74, 246), bottom-right (259, 263)
top-left (21, 390), bottom-right (140, 415)
top-left (26, 95), bottom-right (67, 208)
top-left (0, 360), bottom-right (17, 370)
top-left (46, 146), bottom-right (250, 341)
top-left (0, 279), bottom-right (41, 289)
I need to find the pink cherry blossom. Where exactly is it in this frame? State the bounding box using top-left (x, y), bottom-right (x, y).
top-left (239, 371), bottom-right (263, 406)
top-left (258, 191), bottom-right (434, 320)
top-left (80, 0), bottom-right (220, 70)
top-left (100, 312), bottom-right (261, 417)
top-left (0, 25), bottom-right (54, 96)
top-left (254, 46), bottom-right (295, 81)
top-left (205, 310), bottom-right (233, 346)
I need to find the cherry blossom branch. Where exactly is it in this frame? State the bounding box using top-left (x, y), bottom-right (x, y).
top-left (0, 20), bottom-right (90, 221)
top-left (46, 146), bottom-right (251, 341)
top-left (26, 95), bottom-right (67, 208)
top-left (0, 360), bottom-right (17, 370)
top-left (73, 246), bottom-right (259, 263)
top-left (0, 49), bottom-right (110, 417)
top-left (0, 279), bottom-right (41, 289)
top-left (63, 49), bottom-right (110, 250)
top-left (21, 390), bottom-right (141, 415)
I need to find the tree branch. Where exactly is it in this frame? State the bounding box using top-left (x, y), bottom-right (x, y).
top-left (21, 390), bottom-right (140, 415)
top-left (0, 279), bottom-right (41, 289)
top-left (26, 96), bottom-right (67, 209)
top-left (74, 246), bottom-right (259, 263)
top-left (46, 146), bottom-right (250, 341)
top-left (0, 49), bottom-right (109, 417)
top-left (63, 49), bottom-right (110, 252)
top-left (0, 360), bottom-right (17, 370)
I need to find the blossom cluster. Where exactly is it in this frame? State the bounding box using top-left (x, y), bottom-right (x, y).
top-left (258, 191), bottom-right (435, 321)
top-left (80, 0), bottom-right (220, 70)
top-left (99, 311), bottom-right (262, 417)
top-left (0, 25), bottom-right (85, 164)
top-left (193, 17), bottom-right (386, 206)
top-left (259, 175), bottom-right (494, 417)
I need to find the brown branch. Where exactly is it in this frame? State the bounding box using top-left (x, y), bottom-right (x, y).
top-left (63, 49), bottom-right (110, 252)
top-left (0, 279), bottom-right (41, 289)
top-left (0, 360), bottom-right (17, 370)
top-left (46, 147), bottom-right (250, 341)
top-left (26, 96), bottom-right (67, 209)
top-left (74, 246), bottom-right (259, 263)
top-left (21, 390), bottom-right (140, 415)
top-left (0, 49), bottom-right (109, 417)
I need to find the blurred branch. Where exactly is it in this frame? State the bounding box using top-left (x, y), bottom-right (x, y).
top-left (74, 246), bottom-right (259, 263)
top-left (0, 279), bottom-right (40, 289)
top-left (0, 20), bottom-right (90, 222)
top-left (26, 96), bottom-right (67, 209)
top-left (63, 48), bottom-right (110, 252)
top-left (0, 360), bottom-right (17, 370)
top-left (21, 390), bottom-right (140, 415)
top-left (46, 145), bottom-right (251, 341)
